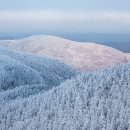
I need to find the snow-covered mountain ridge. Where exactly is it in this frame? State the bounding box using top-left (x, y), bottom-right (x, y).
top-left (0, 35), bottom-right (130, 71)
top-left (0, 37), bottom-right (130, 129)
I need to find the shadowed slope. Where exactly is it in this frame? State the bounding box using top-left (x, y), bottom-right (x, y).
top-left (0, 48), bottom-right (77, 91)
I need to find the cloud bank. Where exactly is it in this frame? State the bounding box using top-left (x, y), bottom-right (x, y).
top-left (0, 10), bottom-right (130, 33)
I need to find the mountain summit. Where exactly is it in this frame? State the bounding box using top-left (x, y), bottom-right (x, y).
top-left (0, 35), bottom-right (129, 71)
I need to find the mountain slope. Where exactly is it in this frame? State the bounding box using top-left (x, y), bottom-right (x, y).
top-left (0, 63), bottom-right (130, 130)
top-left (0, 35), bottom-right (129, 71)
top-left (0, 55), bottom-right (44, 91)
top-left (0, 48), bottom-right (77, 91)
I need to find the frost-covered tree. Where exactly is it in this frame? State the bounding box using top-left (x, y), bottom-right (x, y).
top-left (0, 63), bottom-right (130, 130)
top-left (0, 48), bottom-right (77, 91)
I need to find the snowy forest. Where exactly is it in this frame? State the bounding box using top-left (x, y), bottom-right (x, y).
top-left (0, 46), bottom-right (130, 130)
top-left (0, 0), bottom-right (130, 129)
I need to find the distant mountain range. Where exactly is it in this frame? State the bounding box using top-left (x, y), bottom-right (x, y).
top-left (0, 35), bottom-right (129, 71)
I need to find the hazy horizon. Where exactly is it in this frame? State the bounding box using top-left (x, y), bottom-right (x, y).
top-left (0, 0), bottom-right (130, 34)
top-left (0, 0), bottom-right (130, 52)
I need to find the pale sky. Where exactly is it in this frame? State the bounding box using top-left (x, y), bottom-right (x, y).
top-left (0, 0), bottom-right (130, 33)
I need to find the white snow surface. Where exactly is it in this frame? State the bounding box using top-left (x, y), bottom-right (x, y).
top-left (0, 35), bottom-right (129, 71)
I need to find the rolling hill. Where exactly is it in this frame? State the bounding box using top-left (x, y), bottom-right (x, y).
top-left (0, 35), bottom-right (129, 71)
top-left (0, 47), bottom-right (77, 92)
